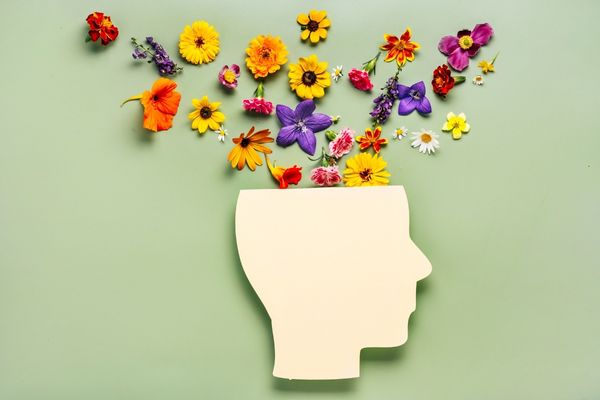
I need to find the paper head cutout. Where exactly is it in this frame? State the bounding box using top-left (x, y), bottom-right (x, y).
top-left (235, 186), bottom-right (432, 380)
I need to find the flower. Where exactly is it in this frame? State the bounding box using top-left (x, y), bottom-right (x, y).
top-left (410, 130), bottom-right (440, 155)
top-left (380, 28), bottom-right (419, 67)
top-left (348, 68), bottom-right (373, 91)
top-left (121, 78), bottom-right (181, 132)
top-left (478, 52), bottom-right (499, 74)
top-left (442, 112), bottom-right (470, 140)
top-left (310, 166), bottom-right (342, 186)
top-left (343, 153), bottom-right (391, 187)
top-left (473, 75), bottom-right (484, 85)
top-left (188, 96), bottom-right (225, 134)
top-left (397, 81), bottom-right (432, 115)
top-left (227, 127), bottom-right (273, 171)
top-left (297, 10), bottom-right (331, 44)
top-left (242, 81), bottom-right (273, 115)
top-left (85, 12), bottom-right (119, 45)
top-left (356, 126), bottom-right (388, 153)
top-left (179, 20), bottom-right (220, 65)
top-left (328, 128), bottom-right (355, 158)
top-left (393, 127), bottom-right (408, 140)
top-left (288, 54), bottom-right (331, 99)
top-left (131, 37), bottom-right (182, 76)
top-left (438, 23), bottom-right (494, 71)
top-left (332, 65), bottom-right (344, 82)
top-left (245, 35), bottom-right (288, 79)
top-left (275, 100), bottom-right (333, 155)
top-left (371, 75), bottom-right (400, 124)
top-left (215, 127), bottom-right (228, 142)
top-left (266, 156), bottom-right (302, 189)
top-left (431, 64), bottom-right (464, 97)
top-left (218, 64), bottom-right (240, 89)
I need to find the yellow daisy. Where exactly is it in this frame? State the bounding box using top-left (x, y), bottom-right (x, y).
top-left (188, 96), bottom-right (225, 134)
top-left (179, 21), bottom-right (220, 65)
top-left (288, 54), bottom-right (331, 99)
top-left (297, 10), bottom-right (331, 44)
top-left (343, 153), bottom-right (391, 187)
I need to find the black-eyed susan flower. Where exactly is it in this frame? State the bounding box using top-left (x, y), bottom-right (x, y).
top-left (179, 21), bottom-right (220, 65)
top-left (297, 10), bottom-right (330, 44)
top-left (288, 54), bottom-right (331, 99)
top-left (343, 153), bottom-right (391, 187)
top-left (188, 96), bottom-right (225, 134)
top-left (227, 127), bottom-right (274, 171)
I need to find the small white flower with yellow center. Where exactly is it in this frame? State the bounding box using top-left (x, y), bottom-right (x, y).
top-left (331, 65), bottom-right (344, 82)
top-left (393, 127), bottom-right (408, 140)
top-left (410, 130), bottom-right (440, 155)
top-left (473, 75), bottom-right (484, 85)
top-left (214, 126), bottom-right (228, 143)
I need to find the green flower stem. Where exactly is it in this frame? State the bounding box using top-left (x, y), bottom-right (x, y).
top-left (491, 52), bottom-right (500, 65)
top-left (362, 52), bottom-right (381, 75)
top-left (454, 76), bottom-right (466, 84)
top-left (254, 81), bottom-right (265, 98)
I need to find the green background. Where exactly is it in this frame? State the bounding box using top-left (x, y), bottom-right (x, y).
top-left (1, 0), bottom-right (599, 398)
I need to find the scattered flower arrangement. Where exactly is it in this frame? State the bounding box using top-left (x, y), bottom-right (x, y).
top-left (88, 9), bottom-right (498, 187)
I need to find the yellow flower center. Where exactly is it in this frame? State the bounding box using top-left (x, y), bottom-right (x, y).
top-left (200, 106), bottom-right (212, 119)
top-left (458, 35), bottom-right (473, 50)
top-left (359, 168), bottom-right (373, 182)
top-left (223, 70), bottom-right (236, 83)
top-left (420, 133), bottom-right (432, 143)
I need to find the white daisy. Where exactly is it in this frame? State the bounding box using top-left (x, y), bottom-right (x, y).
top-left (410, 130), bottom-right (440, 155)
top-left (331, 65), bottom-right (344, 82)
top-left (472, 75), bottom-right (484, 86)
top-left (393, 127), bottom-right (408, 140)
top-left (214, 126), bottom-right (228, 142)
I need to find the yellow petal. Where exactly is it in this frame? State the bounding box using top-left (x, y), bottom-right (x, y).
top-left (208, 118), bottom-right (220, 131)
top-left (317, 28), bottom-right (328, 39)
top-left (300, 29), bottom-right (310, 40)
top-left (310, 31), bottom-right (320, 43)
top-left (311, 84), bottom-right (325, 98)
top-left (197, 118), bottom-right (209, 133)
top-left (297, 13), bottom-right (309, 25)
top-left (309, 10), bottom-right (326, 23)
top-left (319, 18), bottom-right (331, 28)
top-left (446, 112), bottom-right (455, 120)
top-left (212, 111), bottom-right (225, 123)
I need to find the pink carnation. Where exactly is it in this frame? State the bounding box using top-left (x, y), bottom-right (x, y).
top-left (329, 128), bottom-right (354, 158)
top-left (310, 166), bottom-right (342, 187)
top-left (242, 97), bottom-right (273, 115)
top-left (348, 68), bottom-right (373, 91)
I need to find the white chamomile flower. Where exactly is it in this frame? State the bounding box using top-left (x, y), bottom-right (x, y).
top-left (472, 75), bottom-right (484, 86)
top-left (393, 127), bottom-right (408, 140)
top-left (410, 130), bottom-right (440, 155)
top-left (331, 65), bottom-right (344, 82)
top-left (215, 126), bottom-right (228, 142)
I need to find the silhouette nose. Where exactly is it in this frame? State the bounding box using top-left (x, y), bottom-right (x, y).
top-left (412, 243), bottom-right (432, 280)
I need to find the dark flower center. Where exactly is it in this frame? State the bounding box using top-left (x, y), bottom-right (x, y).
top-left (195, 37), bottom-right (205, 47)
top-left (302, 71), bottom-right (317, 86)
top-left (307, 20), bottom-right (319, 32)
top-left (409, 89), bottom-right (421, 101)
top-left (359, 168), bottom-right (372, 182)
top-left (200, 106), bottom-right (212, 119)
top-left (152, 95), bottom-right (159, 101)
top-left (261, 49), bottom-right (271, 59)
top-left (240, 138), bottom-right (250, 147)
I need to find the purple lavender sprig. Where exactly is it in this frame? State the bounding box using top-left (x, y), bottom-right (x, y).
top-left (370, 74), bottom-right (400, 125)
top-left (131, 37), bottom-right (182, 76)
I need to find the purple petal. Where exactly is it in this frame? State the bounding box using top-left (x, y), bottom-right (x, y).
top-left (276, 104), bottom-right (296, 126)
top-left (231, 64), bottom-right (240, 74)
top-left (396, 84), bottom-right (411, 99)
top-left (471, 23), bottom-right (493, 46)
top-left (304, 113), bottom-right (332, 133)
top-left (295, 99), bottom-right (316, 120)
top-left (447, 49), bottom-right (470, 72)
top-left (296, 130), bottom-right (317, 155)
top-left (416, 96), bottom-right (432, 114)
top-left (411, 81), bottom-right (426, 97)
top-left (276, 125), bottom-right (299, 147)
top-left (457, 29), bottom-right (471, 38)
top-left (438, 35), bottom-right (459, 55)
top-left (398, 97), bottom-right (417, 115)
top-left (467, 43), bottom-right (482, 57)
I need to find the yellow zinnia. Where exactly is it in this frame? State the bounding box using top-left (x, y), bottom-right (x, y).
top-left (343, 153), bottom-right (391, 187)
top-left (288, 54), bottom-right (331, 99)
top-left (188, 96), bottom-right (225, 134)
top-left (179, 21), bottom-right (220, 65)
top-left (297, 10), bottom-right (330, 44)
top-left (245, 35), bottom-right (288, 79)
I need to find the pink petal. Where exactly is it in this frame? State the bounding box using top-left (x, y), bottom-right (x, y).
top-left (447, 49), bottom-right (470, 72)
top-left (438, 35), bottom-right (459, 55)
top-left (471, 23), bottom-right (493, 46)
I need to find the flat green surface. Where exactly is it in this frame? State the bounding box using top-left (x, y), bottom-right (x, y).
top-left (1, 0), bottom-right (599, 398)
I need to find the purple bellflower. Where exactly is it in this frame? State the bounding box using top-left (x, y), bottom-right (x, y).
top-left (275, 100), bottom-right (333, 156)
top-left (397, 81), bottom-right (432, 116)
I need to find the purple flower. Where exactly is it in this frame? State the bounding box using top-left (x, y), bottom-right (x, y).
top-left (397, 81), bottom-right (432, 116)
top-left (370, 76), bottom-right (400, 124)
top-left (438, 23), bottom-right (494, 72)
top-left (218, 64), bottom-right (240, 89)
top-left (276, 100), bottom-right (333, 156)
top-left (131, 37), bottom-right (182, 76)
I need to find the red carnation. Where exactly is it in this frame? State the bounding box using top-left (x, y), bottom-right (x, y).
top-left (432, 64), bottom-right (464, 97)
top-left (86, 12), bottom-right (119, 45)
top-left (348, 68), bottom-right (373, 91)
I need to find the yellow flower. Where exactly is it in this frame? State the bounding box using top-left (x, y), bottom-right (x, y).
top-left (245, 35), bottom-right (288, 79)
top-left (179, 21), bottom-right (220, 65)
top-left (343, 153), bottom-right (391, 187)
top-left (188, 96), bottom-right (225, 134)
top-left (478, 60), bottom-right (495, 74)
top-left (442, 112), bottom-right (470, 140)
top-left (288, 54), bottom-right (331, 99)
top-left (297, 10), bottom-right (331, 44)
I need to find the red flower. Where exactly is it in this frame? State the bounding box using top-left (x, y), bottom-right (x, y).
top-left (242, 97), bottom-right (274, 115)
top-left (266, 157), bottom-right (302, 189)
top-left (356, 126), bottom-right (388, 153)
top-left (348, 68), bottom-right (373, 91)
top-left (86, 12), bottom-right (119, 45)
top-left (431, 64), bottom-right (456, 97)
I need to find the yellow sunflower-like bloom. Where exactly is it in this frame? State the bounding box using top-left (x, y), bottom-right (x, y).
top-left (188, 96), bottom-right (225, 134)
top-left (343, 153), bottom-right (391, 187)
top-left (288, 54), bottom-right (331, 99)
top-left (245, 35), bottom-right (288, 79)
top-left (297, 10), bottom-right (330, 44)
top-left (179, 21), bottom-right (220, 65)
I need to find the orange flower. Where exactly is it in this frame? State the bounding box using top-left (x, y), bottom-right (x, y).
top-left (228, 127), bottom-right (274, 171)
top-left (266, 156), bottom-right (302, 189)
top-left (122, 78), bottom-right (181, 132)
top-left (380, 28), bottom-right (420, 67)
top-left (356, 126), bottom-right (388, 153)
top-left (245, 35), bottom-right (288, 79)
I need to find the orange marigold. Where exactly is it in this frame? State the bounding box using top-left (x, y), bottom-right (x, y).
top-left (245, 35), bottom-right (288, 79)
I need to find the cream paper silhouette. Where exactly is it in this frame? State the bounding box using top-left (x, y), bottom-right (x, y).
top-left (235, 186), bottom-right (432, 380)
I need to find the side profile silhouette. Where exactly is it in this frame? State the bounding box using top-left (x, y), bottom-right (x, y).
top-left (235, 186), bottom-right (432, 380)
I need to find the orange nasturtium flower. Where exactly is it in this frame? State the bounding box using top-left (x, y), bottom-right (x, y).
top-left (227, 127), bottom-right (274, 171)
top-left (380, 28), bottom-right (420, 67)
top-left (121, 78), bottom-right (181, 132)
top-left (356, 126), bottom-right (388, 153)
top-left (266, 156), bottom-right (302, 189)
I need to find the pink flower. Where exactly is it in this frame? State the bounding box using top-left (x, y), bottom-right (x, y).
top-left (438, 23), bottom-right (494, 72)
top-left (310, 166), bottom-right (342, 187)
top-left (218, 64), bottom-right (240, 89)
top-left (329, 128), bottom-right (354, 158)
top-left (242, 97), bottom-right (274, 115)
top-left (348, 68), bottom-right (373, 91)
